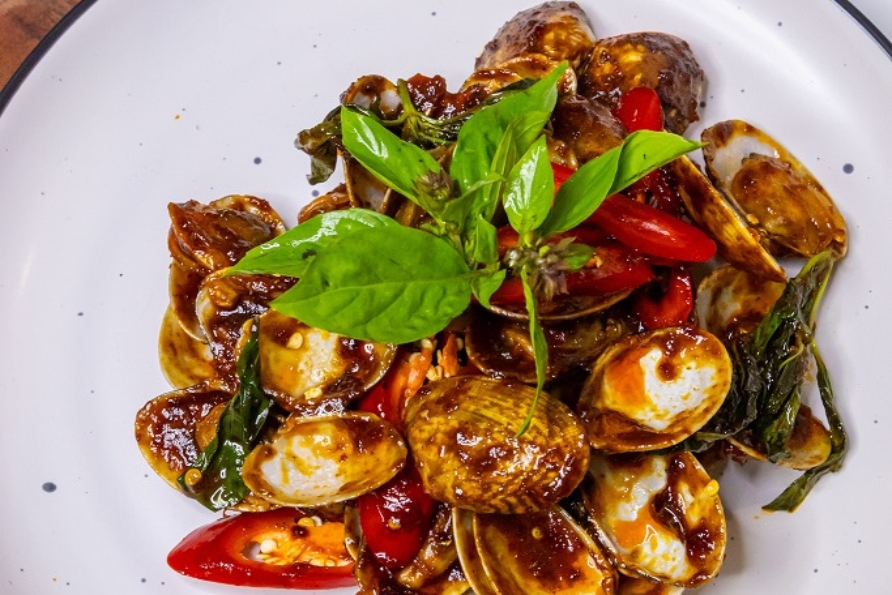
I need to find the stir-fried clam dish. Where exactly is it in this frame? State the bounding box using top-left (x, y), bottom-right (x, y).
top-left (135, 2), bottom-right (849, 592)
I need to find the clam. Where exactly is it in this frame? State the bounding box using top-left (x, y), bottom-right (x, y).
top-left (158, 306), bottom-right (216, 389)
top-left (695, 265), bottom-right (786, 341)
top-left (670, 155), bottom-right (787, 283)
top-left (576, 326), bottom-right (732, 453)
top-left (404, 376), bottom-right (589, 513)
top-left (461, 54), bottom-right (578, 97)
top-left (454, 505), bottom-right (617, 595)
top-left (134, 383), bottom-right (233, 488)
top-left (577, 32), bottom-right (704, 134)
top-left (194, 269), bottom-right (295, 386)
top-left (701, 120), bottom-right (848, 258)
top-left (256, 308), bottom-right (396, 412)
top-left (729, 404), bottom-right (832, 470)
top-left (166, 195), bottom-right (285, 340)
top-left (464, 306), bottom-right (628, 383)
top-left (241, 412), bottom-right (406, 507)
top-left (551, 94), bottom-right (626, 164)
top-left (475, 1), bottom-right (597, 70)
top-left (581, 451), bottom-right (726, 588)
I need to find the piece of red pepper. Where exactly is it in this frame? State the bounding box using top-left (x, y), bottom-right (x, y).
top-left (633, 266), bottom-right (695, 330)
top-left (356, 464), bottom-right (436, 569)
top-left (586, 194), bottom-right (716, 263)
top-left (166, 507), bottom-right (355, 589)
top-left (613, 86), bottom-right (664, 133)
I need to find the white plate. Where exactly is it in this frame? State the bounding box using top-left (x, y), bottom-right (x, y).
top-left (1, 1), bottom-right (890, 593)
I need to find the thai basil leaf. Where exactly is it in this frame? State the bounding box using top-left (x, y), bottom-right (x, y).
top-left (515, 265), bottom-right (548, 436)
top-left (470, 267), bottom-right (507, 310)
top-left (272, 225), bottom-right (472, 344)
top-left (504, 136), bottom-right (554, 236)
top-left (228, 209), bottom-right (398, 278)
top-left (178, 326), bottom-right (271, 510)
top-left (471, 216), bottom-right (500, 267)
top-left (294, 107), bottom-right (341, 184)
top-left (763, 343), bottom-right (847, 512)
top-left (539, 130), bottom-right (701, 237)
top-left (450, 63), bottom-right (566, 212)
top-left (340, 107), bottom-right (447, 216)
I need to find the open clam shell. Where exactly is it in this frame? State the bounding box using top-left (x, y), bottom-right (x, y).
top-left (695, 264), bottom-right (786, 341)
top-left (728, 404), bottom-right (832, 470)
top-left (581, 451), bottom-right (726, 588)
top-left (158, 305), bottom-right (216, 389)
top-left (454, 506), bottom-right (617, 595)
top-left (576, 326), bottom-right (732, 453)
top-left (241, 412), bottom-right (406, 507)
top-left (701, 120), bottom-right (847, 258)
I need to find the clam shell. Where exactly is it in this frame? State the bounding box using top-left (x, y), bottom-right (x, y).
top-left (728, 404), bottom-right (832, 470)
top-left (670, 155), bottom-right (787, 283)
top-left (581, 451), bottom-right (726, 588)
top-left (576, 326), bottom-right (732, 453)
top-left (158, 306), bottom-right (216, 389)
top-left (472, 506), bottom-right (617, 595)
top-left (241, 412), bottom-right (406, 507)
top-left (404, 376), bottom-right (589, 513)
top-left (695, 265), bottom-right (786, 341)
top-left (702, 120), bottom-right (847, 258)
top-left (134, 383), bottom-right (233, 488)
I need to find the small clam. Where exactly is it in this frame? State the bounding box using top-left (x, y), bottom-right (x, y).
top-left (134, 383), bottom-right (233, 488)
top-left (695, 264), bottom-right (786, 341)
top-left (576, 326), bottom-right (732, 453)
top-left (404, 376), bottom-right (589, 513)
top-left (551, 94), bottom-right (626, 164)
top-left (670, 155), bottom-right (787, 283)
top-left (729, 404), bottom-right (832, 470)
top-left (475, 1), bottom-right (597, 70)
top-left (465, 306), bottom-right (629, 383)
top-left (241, 412), bottom-right (406, 507)
top-left (578, 32), bottom-right (704, 134)
top-left (701, 120), bottom-right (847, 258)
top-left (257, 308), bottom-right (396, 412)
top-left (461, 54), bottom-right (578, 97)
top-left (158, 306), bottom-right (216, 389)
top-left (581, 451), bottom-right (726, 588)
top-left (455, 506), bottom-right (617, 595)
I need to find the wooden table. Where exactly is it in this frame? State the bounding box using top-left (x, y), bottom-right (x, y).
top-left (0, 0), bottom-right (84, 91)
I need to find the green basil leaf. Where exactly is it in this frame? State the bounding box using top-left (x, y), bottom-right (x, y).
top-left (340, 107), bottom-right (444, 208)
top-left (178, 325), bottom-right (271, 510)
top-left (539, 130), bottom-right (701, 237)
top-left (273, 225), bottom-right (472, 344)
top-left (560, 242), bottom-right (595, 271)
top-left (608, 130), bottom-right (703, 194)
top-left (471, 267), bottom-right (507, 310)
top-left (539, 145), bottom-right (622, 237)
top-left (504, 136), bottom-right (554, 236)
top-left (450, 63), bottom-right (566, 201)
top-left (229, 209), bottom-right (398, 278)
top-left (471, 216), bottom-right (500, 267)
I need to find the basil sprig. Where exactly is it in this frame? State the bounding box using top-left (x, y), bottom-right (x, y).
top-left (235, 63), bottom-right (700, 432)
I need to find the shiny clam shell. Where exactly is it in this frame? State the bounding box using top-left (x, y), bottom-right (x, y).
top-left (158, 306), bottom-right (216, 389)
top-left (404, 376), bottom-right (589, 513)
top-left (241, 412), bottom-right (406, 507)
top-left (581, 451), bottom-right (726, 588)
top-left (455, 506), bottom-right (617, 595)
top-left (728, 404), bottom-right (832, 470)
top-left (670, 155), bottom-right (787, 283)
top-left (695, 264), bottom-right (786, 341)
top-left (702, 120), bottom-right (847, 258)
top-left (576, 326), bottom-right (732, 453)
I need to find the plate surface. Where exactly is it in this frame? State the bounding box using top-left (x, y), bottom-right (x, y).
top-left (1, 1), bottom-right (890, 593)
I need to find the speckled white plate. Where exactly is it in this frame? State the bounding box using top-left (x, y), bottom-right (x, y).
top-left (1, 0), bottom-right (890, 593)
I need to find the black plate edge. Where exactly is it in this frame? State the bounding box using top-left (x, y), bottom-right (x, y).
top-left (0, 0), bottom-right (100, 119)
top-left (833, 0), bottom-right (892, 58)
top-left (0, 0), bottom-right (889, 121)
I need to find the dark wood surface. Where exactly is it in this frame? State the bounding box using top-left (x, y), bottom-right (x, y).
top-left (0, 0), bottom-right (84, 91)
